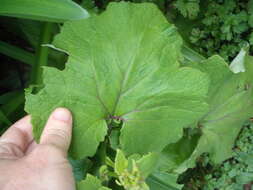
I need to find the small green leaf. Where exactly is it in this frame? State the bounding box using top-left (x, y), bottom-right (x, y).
top-left (174, 0), bottom-right (200, 19)
top-left (77, 174), bottom-right (111, 190)
top-left (230, 46), bottom-right (249, 73)
top-left (248, 15), bottom-right (253, 27)
top-left (69, 158), bottom-right (91, 181)
top-left (0, 0), bottom-right (89, 22)
top-left (114, 150), bottom-right (158, 190)
top-left (248, 0), bottom-right (253, 11)
top-left (115, 149), bottom-right (128, 175)
top-left (137, 153), bottom-right (159, 179)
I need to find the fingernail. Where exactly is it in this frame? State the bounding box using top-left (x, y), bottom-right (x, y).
top-left (52, 108), bottom-right (71, 122)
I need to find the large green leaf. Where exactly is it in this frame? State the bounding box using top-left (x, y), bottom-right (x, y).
top-left (25, 2), bottom-right (209, 159)
top-left (160, 55), bottom-right (253, 173)
top-left (0, 0), bottom-right (88, 22)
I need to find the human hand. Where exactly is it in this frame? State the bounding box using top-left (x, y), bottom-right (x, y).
top-left (0, 108), bottom-right (75, 190)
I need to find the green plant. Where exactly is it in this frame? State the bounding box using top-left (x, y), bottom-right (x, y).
top-left (1, 1), bottom-right (253, 189)
top-left (24, 2), bottom-right (253, 190)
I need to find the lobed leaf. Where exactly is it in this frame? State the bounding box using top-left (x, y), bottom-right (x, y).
top-left (25, 2), bottom-right (210, 159)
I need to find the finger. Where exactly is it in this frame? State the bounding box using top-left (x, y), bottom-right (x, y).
top-left (40, 108), bottom-right (72, 156)
top-left (0, 115), bottom-right (33, 157)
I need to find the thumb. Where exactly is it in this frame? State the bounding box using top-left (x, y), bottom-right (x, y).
top-left (40, 108), bottom-right (72, 156)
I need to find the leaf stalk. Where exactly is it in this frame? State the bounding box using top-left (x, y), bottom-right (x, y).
top-left (30, 22), bottom-right (53, 86)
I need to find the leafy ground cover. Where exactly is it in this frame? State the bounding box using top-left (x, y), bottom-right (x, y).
top-left (181, 120), bottom-right (253, 190)
top-left (0, 0), bottom-right (253, 190)
top-left (187, 0), bottom-right (253, 62)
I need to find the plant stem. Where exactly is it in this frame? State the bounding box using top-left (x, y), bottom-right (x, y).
top-left (30, 22), bottom-right (53, 86)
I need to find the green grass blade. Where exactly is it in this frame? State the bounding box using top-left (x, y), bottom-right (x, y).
top-left (1, 91), bottom-right (24, 116)
top-left (0, 92), bottom-right (24, 131)
top-left (0, 109), bottom-right (12, 125)
top-left (0, 91), bottom-right (21, 105)
top-left (0, 41), bottom-right (35, 65)
top-left (0, 0), bottom-right (89, 22)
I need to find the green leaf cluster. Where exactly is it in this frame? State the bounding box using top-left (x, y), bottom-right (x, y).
top-left (24, 2), bottom-right (253, 190)
top-left (189, 0), bottom-right (253, 61)
top-left (114, 150), bottom-right (158, 190)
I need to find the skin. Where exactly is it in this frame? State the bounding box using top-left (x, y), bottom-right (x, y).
top-left (0, 108), bottom-right (75, 190)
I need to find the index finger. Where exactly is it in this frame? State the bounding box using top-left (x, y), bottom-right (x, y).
top-left (0, 115), bottom-right (33, 154)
